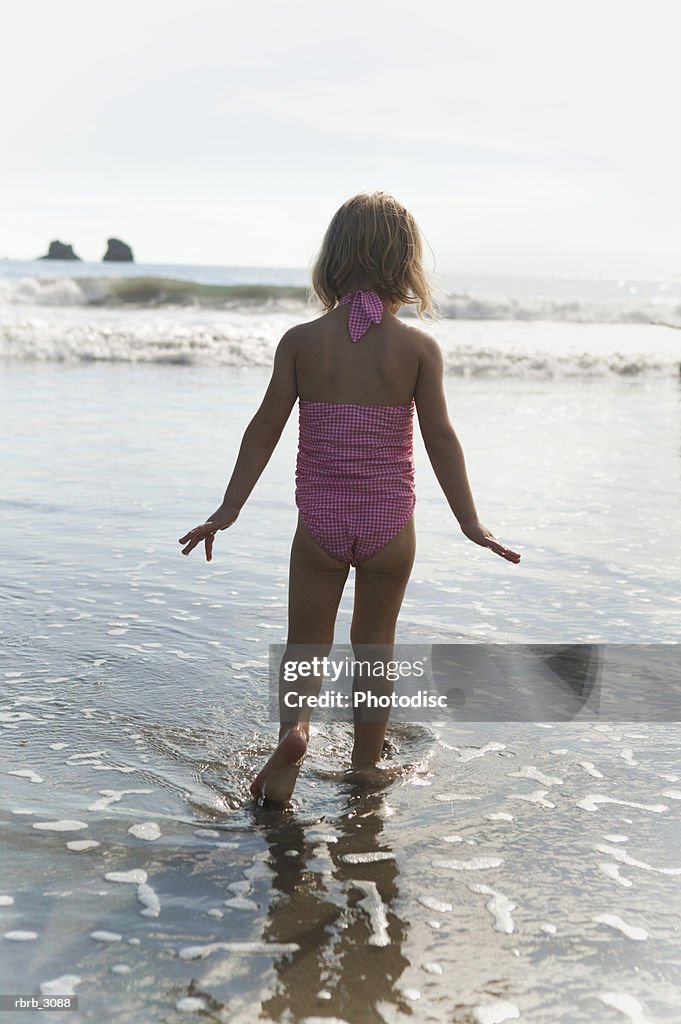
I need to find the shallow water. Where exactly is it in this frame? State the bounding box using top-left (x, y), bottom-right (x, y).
top-left (1, 361), bottom-right (680, 1022)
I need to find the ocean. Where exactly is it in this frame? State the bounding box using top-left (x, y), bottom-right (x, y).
top-left (1, 259), bottom-right (680, 1023)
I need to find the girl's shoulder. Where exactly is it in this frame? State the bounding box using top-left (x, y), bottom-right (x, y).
top-left (279, 311), bottom-right (331, 344)
top-left (389, 318), bottom-right (442, 362)
top-left (284, 308), bottom-right (440, 352)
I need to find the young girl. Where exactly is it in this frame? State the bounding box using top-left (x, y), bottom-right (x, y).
top-left (179, 192), bottom-right (520, 802)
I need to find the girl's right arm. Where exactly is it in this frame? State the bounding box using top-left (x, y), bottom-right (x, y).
top-left (179, 329), bottom-right (299, 561)
top-left (414, 333), bottom-right (521, 564)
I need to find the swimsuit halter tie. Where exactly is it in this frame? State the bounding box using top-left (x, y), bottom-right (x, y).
top-left (338, 290), bottom-right (384, 342)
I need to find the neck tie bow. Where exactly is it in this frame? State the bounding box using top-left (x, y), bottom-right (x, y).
top-left (339, 290), bottom-right (384, 342)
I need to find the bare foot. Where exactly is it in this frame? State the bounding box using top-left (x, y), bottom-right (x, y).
top-left (345, 762), bottom-right (404, 788)
top-left (250, 727), bottom-right (308, 803)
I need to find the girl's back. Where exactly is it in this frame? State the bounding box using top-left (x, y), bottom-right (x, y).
top-left (294, 302), bottom-right (423, 407)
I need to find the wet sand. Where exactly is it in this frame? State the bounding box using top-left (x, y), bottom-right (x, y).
top-left (1, 363), bottom-right (680, 1022)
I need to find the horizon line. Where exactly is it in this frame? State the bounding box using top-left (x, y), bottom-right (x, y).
top-left (1, 256), bottom-right (679, 284)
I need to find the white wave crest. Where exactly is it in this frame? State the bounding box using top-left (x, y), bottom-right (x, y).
top-left (0, 276), bottom-right (91, 307)
top-left (436, 293), bottom-right (681, 328)
top-left (1, 308), bottom-right (678, 377)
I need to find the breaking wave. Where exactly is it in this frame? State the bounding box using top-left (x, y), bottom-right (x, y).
top-left (1, 274), bottom-right (681, 328)
top-left (437, 293), bottom-right (681, 328)
top-left (0, 275), bottom-right (309, 311)
top-left (2, 264), bottom-right (679, 376)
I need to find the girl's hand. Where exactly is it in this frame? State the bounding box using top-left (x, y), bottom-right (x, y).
top-left (178, 504), bottom-right (240, 561)
top-left (460, 520), bottom-right (521, 564)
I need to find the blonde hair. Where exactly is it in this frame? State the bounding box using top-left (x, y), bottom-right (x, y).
top-left (311, 192), bottom-right (435, 318)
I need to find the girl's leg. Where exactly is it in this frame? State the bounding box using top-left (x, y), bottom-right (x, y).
top-left (350, 516), bottom-right (416, 767)
top-left (250, 516), bottom-right (350, 801)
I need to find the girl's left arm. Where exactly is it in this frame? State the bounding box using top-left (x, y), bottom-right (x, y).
top-left (179, 329), bottom-right (299, 560)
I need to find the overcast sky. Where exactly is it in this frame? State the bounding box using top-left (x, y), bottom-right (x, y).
top-left (2, 0), bottom-right (680, 276)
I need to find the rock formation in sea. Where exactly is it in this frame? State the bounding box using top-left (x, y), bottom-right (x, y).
top-left (38, 241), bottom-right (82, 260)
top-left (103, 238), bottom-right (134, 262)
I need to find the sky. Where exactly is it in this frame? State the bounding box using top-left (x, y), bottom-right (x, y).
top-left (2, 0), bottom-right (680, 277)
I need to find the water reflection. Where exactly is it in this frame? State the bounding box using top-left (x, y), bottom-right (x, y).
top-left (256, 786), bottom-right (411, 1023)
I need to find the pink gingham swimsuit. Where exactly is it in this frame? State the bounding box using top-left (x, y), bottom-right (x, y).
top-left (295, 290), bottom-right (416, 566)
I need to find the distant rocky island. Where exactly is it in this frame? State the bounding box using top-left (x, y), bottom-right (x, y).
top-left (38, 238), bottom-right (134, 262)
top-left (39, 241), bottom-right (81, 261)
top-left (103, 238), bottom-right (133, 262)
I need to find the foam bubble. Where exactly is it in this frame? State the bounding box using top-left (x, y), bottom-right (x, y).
top-left (8, 769), bottom-right (44, 783)
top-left (508, 765), bottom-right (564, 786)
top-left (469, 883), bottom-right (516, 933)
top-left (433, 857), bottom-right (504, 871)
top-left (89, 788), bottom-right (153, 812)
top-left (299, 1018), bottom-right (352, 1024)
top-left (177, 998), bottom-right (207, 1012)
top-left (598, 992), bottom-right (652, 1023)
top-left (598, 862), bottom-right (633, 887)
top-left (3, 931), bottom-right (37, 941)
top-left (473, 999), bottom-right (520, 1023)
top-left (178, 941), bottom-right (300, 960)
top-left (418, 896), bottom-right (452, 913)
top-left (105, 870), bottom-right (148, 885)
top-left (350, 881), bottom-right (390, 947)
top-left (90, 931), bottom-right (122, 942)
top-left (593, 914), bottom-right (647, 940)
top-left (0, 896), bottom-right (15, 906)
top-left (340, 851), bottom-right (395, 864)
top-left (137, 883), bottom-right (160, 917)
top-left (33, 820), bottom-right (88, 831)
top-left (128, 822), bottom-right (161, 841)
top-left (227, 881), bottom-right (251, 896)
top-left (423, 962), bottom-right (444, 974)
top-left (224, 897), bottom-right (258, 911)
top-left (578, 795), bottom-right (668, 813)
top-left (596, 843), bottom-right (681, 875)
top-left (456, 742), bottom-right (506, 762)
top-left (513, 789), bottom-right (555, 808)
top-left (243, 861), bottom-right (274, 880)
top-left (40, 975), bottom-right (81, 995)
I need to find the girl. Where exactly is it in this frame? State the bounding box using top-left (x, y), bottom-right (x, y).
top-left (179, 192), bottom-right (520, 802)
